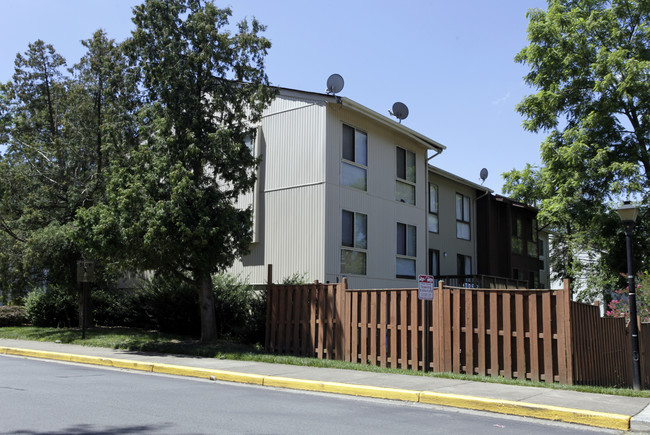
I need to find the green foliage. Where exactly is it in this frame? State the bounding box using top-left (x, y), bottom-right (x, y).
top-left (0, 305), bottom-right (28, 327)
top-left (90, 288), bottom-right (147, 329)
top-left (24, 286), bottom-right (77, 328)
top-left (0, 31), bottom-right (136, 307)
top-left (137, 277), bottom-right (201, 336)
top-left (213, 273), bottom-right (266, 344)
top-left (76, 0), bottom-right (275, 341)
top-left (505, 0), bottom-right (650, 298)
top-left (280, 272), bottom-right (309, 285)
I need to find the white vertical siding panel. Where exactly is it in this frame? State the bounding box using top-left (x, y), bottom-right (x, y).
top-left (264, 184), bottom-right (325, 283)
top-left (263, 96), bottom-right (326, 190)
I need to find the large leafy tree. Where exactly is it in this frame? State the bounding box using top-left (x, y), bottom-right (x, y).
top-left (77, 0), bottom-right (275, 341)
top-left (0, 32), bottom-right (135, 305)
top-left (504, 0), bottom-right (650, 297)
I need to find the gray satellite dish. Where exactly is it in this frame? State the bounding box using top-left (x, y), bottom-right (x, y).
top-left (326, 74), bottom-right (344, 95)
top-left (480, 168), bottom-right (489, 184)
top-left (389, 102), bottom-right (409, 123)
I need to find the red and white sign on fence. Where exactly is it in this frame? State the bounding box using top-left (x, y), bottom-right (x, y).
top-left (418, 274), bottom-right (435, 301)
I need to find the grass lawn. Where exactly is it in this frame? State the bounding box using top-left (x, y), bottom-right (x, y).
top-left (1, 325), bottom-right (649, 398)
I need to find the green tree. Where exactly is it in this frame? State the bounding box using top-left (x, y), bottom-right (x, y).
top-left (504, 0), bottom-right (650, 297)
top-left (77, 0), bottom-right (275, 341)
top-left (0, 33), bottom-right (135, 306)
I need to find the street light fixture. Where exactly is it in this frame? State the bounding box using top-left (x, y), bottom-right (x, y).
top-left (616, 201), bottom-right (641, 390)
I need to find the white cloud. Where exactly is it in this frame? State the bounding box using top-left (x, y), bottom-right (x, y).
top-left (492, 91), bottom-right (511, 106)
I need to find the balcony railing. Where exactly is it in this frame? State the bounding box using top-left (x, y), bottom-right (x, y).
top-left (435, 274), bottom-right (530, 289)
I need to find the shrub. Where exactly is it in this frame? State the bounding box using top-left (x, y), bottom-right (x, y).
top-left (137, 276), bottom-right (201, 336)
top-left (280, 272), bottom-right (308, 285)
top-left (91, 288), bottom-right (147, 328)
top-left (213, 273), bottom-right (266, 343)
top-left (0, 305), bottom-right (28, 326)
top-left (24, 286), bottom-right (78, 327)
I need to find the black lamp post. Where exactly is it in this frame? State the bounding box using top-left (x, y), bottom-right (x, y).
top-left (617, 201), bottom-right (641, 390)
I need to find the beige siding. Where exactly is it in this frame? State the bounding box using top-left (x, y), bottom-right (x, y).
top-left (229, 93), bottom-right (328, 284)
top-left (427, 171), bottom-right (478, 276)
top-left (324, 104), bottom-right (428, 289)
top-left (263, 94), bottom-right (327, 191)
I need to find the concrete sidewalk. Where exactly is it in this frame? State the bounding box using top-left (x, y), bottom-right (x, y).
top-left (1, 338), bottom-right (649, 432)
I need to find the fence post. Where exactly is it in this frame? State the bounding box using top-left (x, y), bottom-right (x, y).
top-left (265, 264), bottom-right (274, 352)
top-left (431, 280), bottom-right (443, 372)
top-left (335, 278), bottom-right (349, 361)
top-left (563, 278), bottom-right (574, 384)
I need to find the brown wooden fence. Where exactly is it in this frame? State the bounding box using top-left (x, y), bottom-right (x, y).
top-left (265, 271), bottom-right (650, 388)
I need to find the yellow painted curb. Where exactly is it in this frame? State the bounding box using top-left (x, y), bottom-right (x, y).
top-left (152, 363), bottom-right (265, 385)
top-left (2, 347), bottom-right (73, 363)
top-left (263, 376), bottom-right (420, 402)
top-left (419, 391), bottom-right (630, 431)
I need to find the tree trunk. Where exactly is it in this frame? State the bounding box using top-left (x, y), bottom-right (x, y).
top-left (197, 271), bottom-right (218, 342)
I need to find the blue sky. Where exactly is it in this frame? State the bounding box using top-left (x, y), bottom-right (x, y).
top-left (2, 0), bottom-right (549, 193)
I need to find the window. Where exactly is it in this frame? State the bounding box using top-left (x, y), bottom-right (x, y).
top-left (456, 193), bottom-right (470, 240)
top-left (341, 210), bottom-right (367, 275)
top-left (341, 124), bottom-right (367, 191)
top-left (429, 249), bottom-right (440, 277)
top-left (396, 222), bottom-right (417, 278)
top-left (428, 183), bottom-right (439, 233)
top-left (527, 218), bottom-right (538, 258)
top-left (457, 255), bottom-right (471, 276)
top-left (512, 216), bottom-right (523, 255)
top-left (396, 147), bottom-right (416, 204)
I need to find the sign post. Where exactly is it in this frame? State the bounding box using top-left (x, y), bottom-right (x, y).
top-left (418, 275), bottom-right (434, 372)
top-left (76, 260), bottom-right (95, 339)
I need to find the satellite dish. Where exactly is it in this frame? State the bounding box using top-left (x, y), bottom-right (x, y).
top-left (480, 168), bottom-right (489, 184)
top-left (389, 102), bottom-right (409, 123)
top-left (326, 74), bottom-right (344, 95)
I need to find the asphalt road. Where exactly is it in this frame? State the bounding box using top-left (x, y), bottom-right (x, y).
top-left (0, 355), bottom-right (616, 434)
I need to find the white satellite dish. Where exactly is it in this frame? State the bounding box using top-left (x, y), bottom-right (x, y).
top-left (480, 168), bottom-right (489, 184)
top-left (326, 74), bottom-right (344, 95)
top-left (389, 102), bottom-right (409, 123)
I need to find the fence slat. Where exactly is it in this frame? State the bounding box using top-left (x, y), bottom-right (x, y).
top-left (542, 291), bottom-right (553, 382)
top-left (529, 293), bottom-right (540, 382)
top-left (489, 291), bottom-right (499, 377)
top-left (465, 288), bottom-right (474, 375)
top-left (400, 291), bottom-right (408, 369)
top-left (502, 292), bottom-right (512, 378)
top-left (390, 291), bottom-right (398, 368)
top-left (515, 292), bottom-right (525, 379)
top-left (351, 291), bottom-right (359, 363)
top-left (370, 292), bottom-right (378, 366)
top-left (361, 292), bottom-right (368, 365)
top-left (411, 290), bottom-right (420, 370)
top-left (477, 290), bottom-right (486, 376)
top-left (453, 288), bottom-right (461, 373)
top-left (380, 292), bottom-right (387, 368)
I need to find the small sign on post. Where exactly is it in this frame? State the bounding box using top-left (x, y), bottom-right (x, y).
top-left (418, 274), bottom-right (434, 301)
top-left (77, 261), bottom-right (95, 283)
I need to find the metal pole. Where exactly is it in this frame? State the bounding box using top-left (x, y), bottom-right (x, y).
top-left (424, 301), bottom-right (429, 373)
top-left (624, 222), bottom-right (641, 390)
